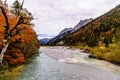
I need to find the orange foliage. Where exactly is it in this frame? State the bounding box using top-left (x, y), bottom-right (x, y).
top-left (0, 1), bottom-right (39, 66)
top-left (5, 49), bottom-right (25, 66)
top-left (105, 31), bottom-right (111, 36)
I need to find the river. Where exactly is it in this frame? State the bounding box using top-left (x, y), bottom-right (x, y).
top-left (16, 47), bottom-right (120, 80)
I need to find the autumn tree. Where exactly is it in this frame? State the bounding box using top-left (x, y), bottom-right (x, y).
top-left (0, 0), bottom-right (33, 64)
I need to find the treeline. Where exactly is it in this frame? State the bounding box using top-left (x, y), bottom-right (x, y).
top-left (63, 5), bottom-right (120, 63)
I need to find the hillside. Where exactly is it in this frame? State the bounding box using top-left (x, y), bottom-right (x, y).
top-left (59, 28), bottom-right (73, 35)
top-left (71, 18), bottom-right (93, 33)
top-left (39, 38), bottom-right (51, 45)
top-left (47, 18), bottom-right (93, 45)
top-left (47, 28), bottom-right (72, 45)
top-left (58, 5), bottom-right (120, 63)
top-left (64, 5), bottom-right (120, 46)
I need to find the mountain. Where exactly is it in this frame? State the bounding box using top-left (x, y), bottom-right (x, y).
top-left (55, 5), bottom-right (120, 63)
top-left (39, 38), bottom-right (51, 45)
top-left (59, 28), bottom-right (73, 35)
top-left (71, 18), bottom-right (93, 33)
top-left (47, 18), bottom-right (93, 45)
top-left (64, 5), bottom-right (120, 46)
top-left (47, 28), bottom-right (72, 45)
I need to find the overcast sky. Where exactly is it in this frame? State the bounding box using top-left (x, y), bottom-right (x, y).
top-left (6, 0), bottom-right (120, 35)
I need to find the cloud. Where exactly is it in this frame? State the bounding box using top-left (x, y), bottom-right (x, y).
top-left (6, 0), bottom-right (120, 35)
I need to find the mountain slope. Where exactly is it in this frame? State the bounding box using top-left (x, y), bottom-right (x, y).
top-left (71, 18), bottom-right (93, 33)
top-left (64, 5), bottom-right (120, 46)
top-left (47, 18), bottom-right (93, 45)
top-left (61, 5), bottom-right (120, 63)
top-left (59, 28), bottom-right (73, 35)
top-left (39, 38), bottom-right (51, 45)
top-left (47, 28), bottom-right (72, 45)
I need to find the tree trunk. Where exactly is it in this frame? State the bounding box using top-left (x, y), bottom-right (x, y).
top-left (0, 37), bottom-right (10, 64)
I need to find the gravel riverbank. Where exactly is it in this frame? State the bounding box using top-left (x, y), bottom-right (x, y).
top-left (16, 47), bottom-right (120, 80)
top-left (43, 46), bottom-right (120, 75)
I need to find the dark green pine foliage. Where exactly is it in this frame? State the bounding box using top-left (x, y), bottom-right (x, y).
top-left (64, 4), bottom-right (120, 47)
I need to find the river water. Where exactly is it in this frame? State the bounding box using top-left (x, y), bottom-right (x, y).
top-left (16, 48), bottom-right (78, 80)
top-left (16, 47), bottom-right (120, 80)
top-left (16, 50), bottom-right (81, 80)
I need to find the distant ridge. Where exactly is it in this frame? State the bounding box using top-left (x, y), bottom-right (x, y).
top-left (47, 18), bottom-right (93, 45)
top-left (48, 4), bottom-right (120, 63)
top-left (63, 4), bottom-right (120, 46)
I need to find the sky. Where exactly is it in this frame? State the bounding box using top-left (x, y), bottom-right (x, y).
top-left (5, 0), bottom-right (120, 36)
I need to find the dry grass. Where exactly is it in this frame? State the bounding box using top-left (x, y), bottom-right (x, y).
top-left (0, 65), bottom-right (23, 80)
top-left (77, 43), bottom-right (120, 63)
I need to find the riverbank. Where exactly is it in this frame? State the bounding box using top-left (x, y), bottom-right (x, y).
top-left (16, 47), bottom-right (120, 80)
top-left (43, 46), bottom-right (120, 74)
top-left (0, 65), bottom-right (23, 80)
top-left (43, 46), bottom-right (89, 63)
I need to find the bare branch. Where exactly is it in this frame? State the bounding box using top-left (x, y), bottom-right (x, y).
top-left (0, 7), bottom-right (9, 36)
top-left (21, 0), bottom-right (24, 9)
top-left (19, 0), bottom-right (24, 15)
top-left (8, 16), bottom-right (23, 37)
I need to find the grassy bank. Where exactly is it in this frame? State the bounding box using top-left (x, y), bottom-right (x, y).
top-left (73, 43), bottom-right (120, 64)
top-left (0, 65), bottom-right (23, 80)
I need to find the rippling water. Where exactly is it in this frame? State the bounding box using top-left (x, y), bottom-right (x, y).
top-left (16, 50), bottom-right (76, 80)
top-left (16, 47), bottom-right (120, 80)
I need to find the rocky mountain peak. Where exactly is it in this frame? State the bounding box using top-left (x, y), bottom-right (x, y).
top-left (59, 28), bottom-right (73, 35)
top-left (71, 18), bottom-right (93, 33)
